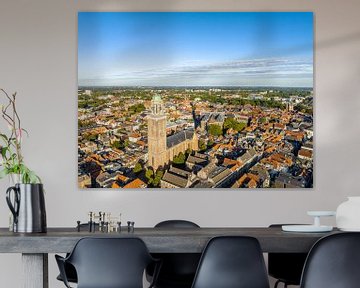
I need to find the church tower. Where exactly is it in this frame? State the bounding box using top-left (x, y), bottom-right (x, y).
top-left (147, 95), bottom-right (167, 170)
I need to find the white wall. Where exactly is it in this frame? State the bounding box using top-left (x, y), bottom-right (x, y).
top-left (0, 0), bottom-right (360, 287)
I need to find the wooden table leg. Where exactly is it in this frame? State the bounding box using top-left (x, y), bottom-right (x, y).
top-left (22, 253), bottom-right (48, 288)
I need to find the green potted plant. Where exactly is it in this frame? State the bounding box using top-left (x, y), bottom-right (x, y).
top-left (1, 88), bottom-right (46, 233)
top-left (0, 89), bottom-right (40, 183)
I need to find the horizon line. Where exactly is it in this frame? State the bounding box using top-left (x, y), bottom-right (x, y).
top-left (78, 85), bottom-right (313, 89)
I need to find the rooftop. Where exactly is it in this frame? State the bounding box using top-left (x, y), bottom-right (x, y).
top-left (162, 171), bottom-right (188, 188)
top-left (167, 130), bottom-right (194, 149)
top-left (169, 166), bottom-right (191, 178)
top-left (187, 155), bottom-right (209, 166)
top-left (274, 173), bottom-right (306, 188)
top-left (123, 178), bottom-right (146, 189)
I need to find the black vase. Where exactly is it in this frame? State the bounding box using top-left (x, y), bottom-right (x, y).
top-left (6, 183), bottom-right (47, 233)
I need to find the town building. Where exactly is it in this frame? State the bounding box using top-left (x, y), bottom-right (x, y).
top-left (78, 174), bottom-right (91, 188)
top-left (123, 178), bottom-right (146, 189)
top-left (274, 172), bottom-right (306, 188)
top-left (199, 112), bottom-right (225, 131)
top-left (147, 95), bottom-right (198, 170)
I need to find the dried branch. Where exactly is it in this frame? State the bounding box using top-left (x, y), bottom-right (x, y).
top-left (0, 88), bottom-right (38, 183)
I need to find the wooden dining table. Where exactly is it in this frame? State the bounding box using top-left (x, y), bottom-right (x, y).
top-left (0, 227), bottom-right (339, 288)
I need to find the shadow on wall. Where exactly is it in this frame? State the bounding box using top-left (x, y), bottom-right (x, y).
top-left (316, 31), bottom-right (360, 48)
top-left (277, 31), bottom-right (360, 55)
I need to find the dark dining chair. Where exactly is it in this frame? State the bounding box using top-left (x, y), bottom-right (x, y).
top-left (147, 220), bottom-right (201, 288)
top-left (300, 232), bottom-right (360, 288)
top-left (55, 237), bottom-right (161, 288)
top-left (56, 262), bottom-right (77, 284)
top-left (191, 236), bottom-right (270, 288)
top-left (56, 223), bottom-right (99, 284)
top-left (268, 224), bottom-right (308, 288)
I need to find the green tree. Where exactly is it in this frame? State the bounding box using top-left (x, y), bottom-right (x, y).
top-left (153, 170), bottom-right (164, 187)
top-left (156, 170), bottom-right (164, 178)
top-left (208, 124), bottom-right (223, 136)
top-left (128, 103), bottom-right (146, 113)
top-left (112, 140), bottom-right (124, 150)
top-left (145, 168), bottom-right (154, 179)
top-left (173, 152), bottom-right (186, 165)
top-left (198, 140), bottom-right (207, 151)
top-left (78, 102), bottom-right (88, 109)
top-left (233, 122), bottom-right (246, 132)
top-left (259, 117), bottom-right (267, 124)
top-left (294, 104), bottom-right (313, 115)
top-left (133, 163), bottom-right (142, 174)
top-left (145, 169), bottom-right (154, 184)
top-left (223, 118), bottom-right (235, 130)
top-left (223, 118), bottom-right (246, 132)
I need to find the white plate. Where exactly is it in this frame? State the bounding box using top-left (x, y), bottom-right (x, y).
top-left (338, 227), bottom-right (360, 232)
top-left (282, 225), bottom-right (333, 232)
top-left (307, 211), bottom-right (336, 217)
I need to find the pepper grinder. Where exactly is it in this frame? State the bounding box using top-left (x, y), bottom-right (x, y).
top-left (127, 221), bottom-right (135, 233)
top-left (77, 221), bottom-right (81, 232)
top-left (88, 212), bottom-right (93, 232)
top-left (98, 211), bottom-right (103, 231)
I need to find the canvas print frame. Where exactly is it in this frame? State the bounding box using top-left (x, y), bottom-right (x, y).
top-left (77, 12), bottom-right (314, 189)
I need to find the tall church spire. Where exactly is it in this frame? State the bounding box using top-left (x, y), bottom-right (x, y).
top-left (151, 94), bottom-right (164, 115)
top-left (148, 94), bottom-right (167, 169)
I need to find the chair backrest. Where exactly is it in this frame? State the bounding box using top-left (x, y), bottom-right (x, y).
top-left (300, 232), bottom-right (360, 288)
top-left (191, 236), bottom-right (270, 288)
top-left (153, 220), bottom-right (201, 281)
top-left (67, 237), bottom-right (153, 288)
top-left (268, 224), bottom-right (308, 285)
top-left (155, 220), bottom-right (200, 228)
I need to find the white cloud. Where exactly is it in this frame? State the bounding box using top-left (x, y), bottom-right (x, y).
top-left (79, 57), bottom-right (313, 87)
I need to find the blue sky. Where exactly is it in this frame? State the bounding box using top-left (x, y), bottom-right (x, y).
top-left (78, 12), bottom-right (313, 87)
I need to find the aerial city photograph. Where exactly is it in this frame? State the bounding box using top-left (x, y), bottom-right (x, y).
top-left (78, 12), bottom-right (314, 189)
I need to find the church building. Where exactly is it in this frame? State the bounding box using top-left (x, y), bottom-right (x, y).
top-left (147, 95), bottom-right (198, 170)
